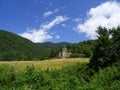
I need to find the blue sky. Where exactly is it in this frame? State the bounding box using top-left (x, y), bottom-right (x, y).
top-left (0, 0), bottom-right (120, 43)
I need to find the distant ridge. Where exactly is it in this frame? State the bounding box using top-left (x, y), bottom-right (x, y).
top-left (37, 42), bottom-right (71, 48)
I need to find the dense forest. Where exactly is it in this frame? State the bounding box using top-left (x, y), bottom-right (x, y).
top-left (68, 40), bottom-right (96, 58)
top-left (0, 26), bottom-right (120, 89)
top-left (0, 30), bottom-right (96, 61)
top-left (0, 30), bottom-right (51, 60)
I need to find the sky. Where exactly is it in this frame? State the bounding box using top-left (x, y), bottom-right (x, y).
top-left (0, 0), bottom-right (120, 43)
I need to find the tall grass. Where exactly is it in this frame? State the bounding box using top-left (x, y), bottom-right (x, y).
top-left (0, 58), bottom-right (89, 71)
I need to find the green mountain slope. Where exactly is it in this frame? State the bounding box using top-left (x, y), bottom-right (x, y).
top-left (0, 30), bottom-right (49, 61)
top-left (38, 40), bottom-right (96, 58)
top-left (38, 42), bottom-right (72, 58)
top-left (0, 30), bottom-right (96, 60)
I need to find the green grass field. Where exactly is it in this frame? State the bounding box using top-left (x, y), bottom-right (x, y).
top-left (0, 58), bottom-right (89, 71)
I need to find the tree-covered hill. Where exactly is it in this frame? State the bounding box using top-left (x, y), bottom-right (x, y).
top-left (37, 42), bottom-right (72, 58)
top-left (0, 30), bottom-right (50, 61)
top-left (38, 42), bottom-right (71, 48)
top-left (66, 40), bottom-right (96, 58)
top-left (38, 40), bottom-right (96, 58)
top-left (0, 30), bottom-right (96, 61)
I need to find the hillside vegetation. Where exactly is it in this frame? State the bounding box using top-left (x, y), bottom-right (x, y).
top-left (0, 30), bottom-right (50, 60)
top-left (0, 30), bottom-right (95, 61)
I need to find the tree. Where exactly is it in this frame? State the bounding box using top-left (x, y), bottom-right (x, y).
top-left (110, 26), bottom-right (120, 63)
top-left (89, 26), bottom-right (111, 71)
top-left (89, 26), bottom-right (120, 71)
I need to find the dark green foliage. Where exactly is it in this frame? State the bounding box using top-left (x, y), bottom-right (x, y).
top-left (38, 42), bottom-right (71, 48)
top-left (70, 53), bottom-right (86, 58)
top-left (90, 26), bottom-right (120, 70)
top-left (38, 40), bottom-right (96, 58)
top-left (69, 40), bottom-right (96, 58)
top-left (0, 30), bottom-right (50, 61)
top-left (49, 48), bottom-right (60, 58)
top-left (0, 62), bottom-right (120, 90)
top-left (110, 27), bottom-right (120, 62)
top-left (0, 30), bottom-right (70, 61)
top-left (0, 30), bottom-right (96, 60)
top-left (90, 27), bottom-right (111, 70)
top-left (80, 63), bottom-right (120, 90)
top-left (38, 42), bottom-right (72, 58)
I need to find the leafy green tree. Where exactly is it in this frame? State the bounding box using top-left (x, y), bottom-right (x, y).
top-left (89, 26), bottom-right (110, 70)
top-left (110, 26), bottom-right (120, 63)
top-left (89, 26), bottom-right (120, 71)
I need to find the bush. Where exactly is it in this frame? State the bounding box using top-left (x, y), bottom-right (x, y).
top-left (0, 62), bottom-right (120, 89)
top-left (70, 53), bottom-right (86, 58)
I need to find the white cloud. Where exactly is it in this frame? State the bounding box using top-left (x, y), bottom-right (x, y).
top-left (44, 11), bottom-right (53, 17)
top-left (55, 35), bottom-right (60, 39)
top-left (19, 29), bottom-right (53, 43)
top-left (77, 1), bottom-right (120, 39)
top-left (19, 16), bottom-right (68, 43)
top-left (44, 8), bottom-right (59, 18)
top-left (41, 16), bottom-right (68, 29)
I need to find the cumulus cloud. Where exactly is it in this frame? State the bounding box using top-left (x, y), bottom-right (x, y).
top-left (44, 8), bottom-right (59, 18)
top-left (77, 1), bottom-right (120, 39)
top-left (19, 29), bottom-right (53, 43)
top-left (19, 16), bottom-right (68, 43)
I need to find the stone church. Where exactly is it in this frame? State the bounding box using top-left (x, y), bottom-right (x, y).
top-left (58, 47), bottom-right (71, 58)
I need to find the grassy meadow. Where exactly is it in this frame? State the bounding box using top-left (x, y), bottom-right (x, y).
top-left (0, 58), bottom-right (89, 71)
top-left (0, 58), bottom-right (120, 90)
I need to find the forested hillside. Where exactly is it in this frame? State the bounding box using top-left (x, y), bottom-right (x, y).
top-left (0, 30), bottom-right (96, 60)
top-left (38, 41), bottom-right (96, 58)
top-left (68, 40), bottom-right (96, 58)
top-left (38, 42), bottom-right (72, 58)
top-left (0, 30), bottom-right (50, 61)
